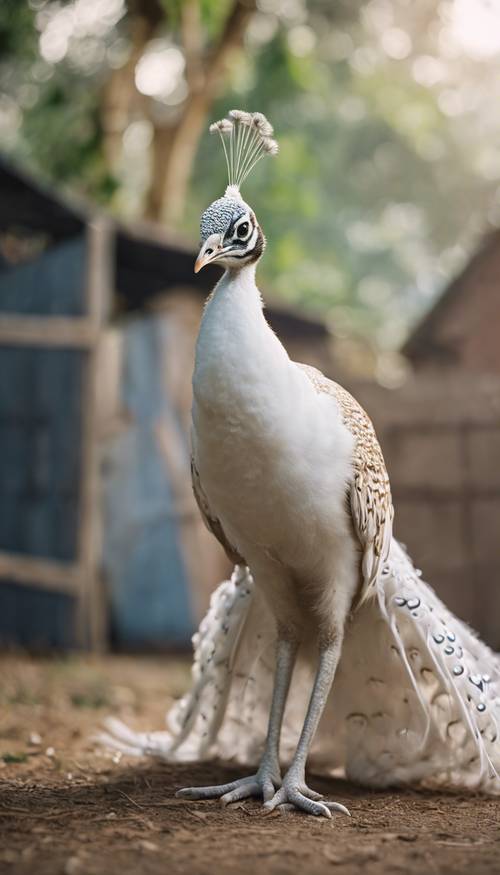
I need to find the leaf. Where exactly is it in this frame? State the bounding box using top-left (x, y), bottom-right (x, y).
top-left (2, 752), bottom-right (28, 764)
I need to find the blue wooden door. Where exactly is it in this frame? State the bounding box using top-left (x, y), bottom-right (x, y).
top-left (101, 315), bottom-right (194, 647)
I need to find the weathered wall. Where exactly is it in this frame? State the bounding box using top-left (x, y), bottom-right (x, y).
top-left (353, 373), bottom-right (500, 649)
top-left (0, 234), bottom-right (89, 648)
top-left (406, 231), bottom-right (500, 375)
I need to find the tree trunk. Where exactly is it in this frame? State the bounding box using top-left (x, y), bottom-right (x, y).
top-left (145, 93), bottom-right (211, 225)
top-left (101, 0), bottom-right (256, 226)
top-left (144, 0), bottom-right (257, 226)
top-left (100, 0), bottom-right (163, 169)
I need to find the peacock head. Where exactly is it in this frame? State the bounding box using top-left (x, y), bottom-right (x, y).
top-left (194, 110), bottom-right (278, 274)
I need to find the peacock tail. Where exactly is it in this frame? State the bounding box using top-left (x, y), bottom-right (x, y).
top-left (100, 540), bottom-right (500, 794)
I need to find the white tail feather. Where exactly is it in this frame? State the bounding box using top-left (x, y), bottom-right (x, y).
top-left (97, 543), bottom-right (500, 794)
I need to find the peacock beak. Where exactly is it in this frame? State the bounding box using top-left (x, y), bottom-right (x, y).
top-left (194, 234), bottom-right (224, 273)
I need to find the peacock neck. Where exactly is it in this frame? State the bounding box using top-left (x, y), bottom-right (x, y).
top-left (193, 263), bottom-right (290, 411)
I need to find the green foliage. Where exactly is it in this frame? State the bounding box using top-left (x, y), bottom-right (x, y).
top-left (2, 0), bottom-right (500, 353)
top-left (70, 688), bottom-right (110, 708)
top-left (160, 0), bottom-right (182, 23)
top-left (199, 0), bottom-right (235, 40)
top-left (20, 79), bottom-right (113, 198)
top-left (190, 1), bottom-right (500, 349)
top-left (2, 752), bottom-right (28, 764)
top-left (0, 2), bottom-right (37, 58)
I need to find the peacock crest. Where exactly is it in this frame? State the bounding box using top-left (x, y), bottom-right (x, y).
top-left (209, 109), bottom-right (278, 194)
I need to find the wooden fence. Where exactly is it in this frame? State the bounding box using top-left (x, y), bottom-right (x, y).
top-left (0, 220), bottom-right (111, 649)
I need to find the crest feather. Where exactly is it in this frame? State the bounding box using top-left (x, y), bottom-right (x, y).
top-left (209, 109), bottom-right (278, 191)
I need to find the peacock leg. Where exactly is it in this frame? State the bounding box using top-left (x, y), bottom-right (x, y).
top-left (264, 639), bottom-right (351, 819)
top-left (176, 637), bottom-right (298, 804)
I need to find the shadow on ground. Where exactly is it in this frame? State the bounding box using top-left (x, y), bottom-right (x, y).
top-left (0, 654), bottom-right (499, 874)
top-left (2, 760), bottom-right (499, 875)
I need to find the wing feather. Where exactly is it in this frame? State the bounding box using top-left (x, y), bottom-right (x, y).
top-left (191, 456), bottom-right (245, 565)
top-left (299, 364), bottom-right (394, 599)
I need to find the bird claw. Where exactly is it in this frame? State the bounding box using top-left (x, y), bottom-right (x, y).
top-left (263, 780), bottom-right (351, 819)
top-left (176, 766), bottom-right (350, 820)
top-left (176, 767), bottom-right (280, 805)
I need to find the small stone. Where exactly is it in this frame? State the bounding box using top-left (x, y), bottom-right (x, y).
top-left (111, 685), bottom-right (136, 707)
top-left (28, 732), bottom-right (42, 746)
top-left (45, 746), bottom-right (56, 758)
top-left (64, 856), bottom-right (82, 875)
top-left (138, 840), bottom-right (158, 853)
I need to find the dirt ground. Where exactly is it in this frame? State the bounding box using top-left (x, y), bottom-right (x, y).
top-left (0, 654), bottom-right (499, 875)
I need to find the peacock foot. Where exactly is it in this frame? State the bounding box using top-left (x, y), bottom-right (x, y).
top-left (263, 771), bottom-right (351, 819)
top-left (176, 760), bottom-right (282, 806)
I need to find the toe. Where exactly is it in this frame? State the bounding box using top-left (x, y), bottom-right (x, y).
top-left (264, 787), bottom-right (332, 819)
top-left (323, 801), bottom-right (351, 817)
top-left (289, 790), bottom-right (332, 819)
top-left (263, 787), bottom-right (286, 812)
top-left (262, 781), bottom-right (275, 803)
top-left (176, 781), bottom-right (237, 800)
top-left (175, 787), bottom-right (209, 800)
top-left (220, 782), bottom-right (258, 806)
top-left (302, 787), bottom-right (323, 801)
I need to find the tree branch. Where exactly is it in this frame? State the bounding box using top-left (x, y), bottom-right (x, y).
top-left (181, 0), bottom-right (204, 92)
top-left (204, 0), bottom-right (257, 93)
top-left (145, 0), bottom-right (258, 224)
top-left (101, 0), bottom-right (164, 167)
top-left (125, 0), bottom-right (164, 30)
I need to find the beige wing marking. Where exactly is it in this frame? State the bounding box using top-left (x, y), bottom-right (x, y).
top-left (191, 457), bottom-right (245, 566)
top-left (299, 363), bottom-right (394, 595)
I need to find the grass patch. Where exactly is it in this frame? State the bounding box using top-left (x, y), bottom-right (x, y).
top-left (2, 752), bottom-right (28, 764)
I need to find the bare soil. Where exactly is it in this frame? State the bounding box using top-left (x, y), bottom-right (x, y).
top-left (1, 654), bottom-right (499, 875)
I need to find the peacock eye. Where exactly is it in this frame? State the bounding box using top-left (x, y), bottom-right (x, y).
top-left (237, 222), bottom-right (249, 239)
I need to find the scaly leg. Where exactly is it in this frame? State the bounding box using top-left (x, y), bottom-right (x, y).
top-left (264, 639), bottom-right (351, 819)
top-left (176, 637), bottom-right (298, 805)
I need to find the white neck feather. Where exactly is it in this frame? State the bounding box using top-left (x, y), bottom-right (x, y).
top-left (193, 264), bottom-right (289, 411)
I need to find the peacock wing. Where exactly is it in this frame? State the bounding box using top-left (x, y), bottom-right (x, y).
top-left (299, 363), bottom-right (394, 599)
top-left (191, 455), bottom-right (246, 565)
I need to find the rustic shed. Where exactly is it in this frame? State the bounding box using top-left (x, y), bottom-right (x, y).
top-left (403, 230), bottom-right (500, 375)
top-left (0, 157), bottom-right (111, 650)
top-left (352, 373), bottom-right (500, 650)
top-left (353, 232), bottom-right (500, 649)
top-left (0, 157), bottom-right (334, 650)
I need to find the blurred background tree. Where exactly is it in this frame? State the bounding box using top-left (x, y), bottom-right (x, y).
top-left (2, 0), bottom-right (500, 376)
